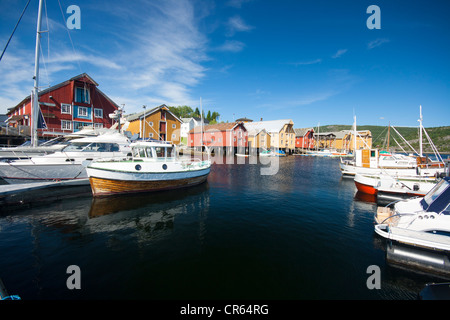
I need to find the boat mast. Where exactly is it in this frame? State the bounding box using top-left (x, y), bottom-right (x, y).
top-left (353, 115), bottom-right (357, 153)
top-left (31, 0), bottom-right (44, 147)
top-left (200, 97), bottom-right (203, 151)
top-left (387, 122), bottom-right (390, 151)
top-left (418, 105), bottom-right (423, 157)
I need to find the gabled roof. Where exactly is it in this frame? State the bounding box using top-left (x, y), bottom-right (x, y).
top-left (7, 73), bottom-right (117, 113)
top-left (126, 104), bottom-right (182, 123)
top-left (244, 119), bottom-right (293, 134)
top-left (294, 128), bottom-right (314, 137)
top-left (181, 117), bottom-right (209, 124)
top-left (189, 122), bottom-right (246, 134)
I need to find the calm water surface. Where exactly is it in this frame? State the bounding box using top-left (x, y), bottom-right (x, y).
top-left (0, 156), bottom-right (446, 300)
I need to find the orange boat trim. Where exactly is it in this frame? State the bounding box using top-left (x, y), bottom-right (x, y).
top-left (354, 180), bottom-right (378, 195)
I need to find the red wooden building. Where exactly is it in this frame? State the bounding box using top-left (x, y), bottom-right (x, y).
top-left (6, 73), bottom-right (119, 138)
top-left (188, 122), bottom-right (248, 150)
top-left (294, 128), bottom-right (315, 150)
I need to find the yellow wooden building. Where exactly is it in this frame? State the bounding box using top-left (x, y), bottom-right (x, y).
top-left (245, 119), bottom-right (295, 154)
top-left (247, 128), bottom-right (271, 152)
top-left (316, 130), bottom-right (372, 151)
top-left (123, 104), bottom-right (182, 144)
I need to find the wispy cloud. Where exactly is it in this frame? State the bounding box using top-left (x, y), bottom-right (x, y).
top-left (214, 40), bottom-right (245, 52)
top-left (226, 15), bottom-right (254, 36)
top-left (288, 91), bottom-right (337, 107)
top-left (368, 38), bottom-right (390, 49)
top-left (289, 59), bottom-right (322, 66)
top-left (332, 49), bottom-right (348, 58)
top-left (226, 0), bottom-right (254, 8)
top-left (98, 0), bottom-right (210, 110)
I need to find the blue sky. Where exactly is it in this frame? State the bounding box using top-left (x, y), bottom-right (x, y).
top-left (0, 0), bottom-right (449, 128)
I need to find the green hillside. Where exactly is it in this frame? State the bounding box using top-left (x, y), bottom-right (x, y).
top-left (319, 125), bottom-right (450, 153)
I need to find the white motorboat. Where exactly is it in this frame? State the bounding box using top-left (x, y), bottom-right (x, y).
top-left (0, 132), bottom-right (131, 184)
top-left (0, 128), bottom-right (114, 160)
top-left (86, 141), bottom-right (211, 196)
top-left (374, 177), bottom-right (450, 251)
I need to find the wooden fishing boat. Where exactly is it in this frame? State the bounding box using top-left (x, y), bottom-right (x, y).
top-left (86, 141), bottom-right (211, 196)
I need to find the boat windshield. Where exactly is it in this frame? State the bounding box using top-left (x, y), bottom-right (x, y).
top-left (132, 145), bottom-right (175, 159)
top-left (421, 178), bottom-right (450, 214)
top-left (62, 142), bottom-right (91, 152)
top-left (63, 142), bottom-right (120, 152)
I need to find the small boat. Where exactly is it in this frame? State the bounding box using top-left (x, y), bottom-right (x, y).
top-left (275, 150), bottom-right (286, 157)
top-left (259, 150), bottom-right (275, 157)
top-left (86, 141), bottom-right (211, 196)
top-left (354, 172), bottom-right (440, 198)
top-left (236, 153), bottom-right (249, 158)
top-left (374, 177), bottom-right (450, 252)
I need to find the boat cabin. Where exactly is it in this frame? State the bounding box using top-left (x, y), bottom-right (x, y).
top-left (354, 149), bottom-right (416, 169)
top-left (131, 142), bottom-right (176, 160)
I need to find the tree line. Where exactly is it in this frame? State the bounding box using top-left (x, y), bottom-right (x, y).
top-left (168, 105), bottom-right (221, 124)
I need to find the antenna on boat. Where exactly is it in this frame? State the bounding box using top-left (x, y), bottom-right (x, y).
top-left (31, 0), bottom-right (44, 147)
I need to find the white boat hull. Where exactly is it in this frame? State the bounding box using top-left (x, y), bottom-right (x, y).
top-left (339, 161), bottom-right (443, 177)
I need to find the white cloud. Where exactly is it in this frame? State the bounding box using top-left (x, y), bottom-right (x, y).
top-left (215, 40), bottom-right (245, 52)
top-left (226, 15), bottom-right (254, 36)
top-left (332, 49), bottom-right (348, 58)
top-left (226, 0), bottom-right (254, 8)
top-left (289, 59), bottom-right (322, 66)
top-left (368, 38), bottom-right (390, 49)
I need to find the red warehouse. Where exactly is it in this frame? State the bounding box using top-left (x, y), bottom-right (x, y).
top-left (188, 122), bottom-right (248, 151)
top-left (294, 128), bottom-right (315, 150)
top-left (6, 73), bottom-right (119, 138)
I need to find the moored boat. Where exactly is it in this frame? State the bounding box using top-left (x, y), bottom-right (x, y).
top-left (0, 132), bottom-right (131, 184)
top-left (354, 172), bottom-right (440, 198)
top-left (374, 177), bottom-right (450, 252)
top-left (86, 141), bottom-right (211, 196)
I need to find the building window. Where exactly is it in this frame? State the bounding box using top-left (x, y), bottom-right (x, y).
top-left (78, 107), bottom-right (88, 117)
top-left (172, 133), bottom-right (176, 139)
top-left (149, 121), bottom-right (153, 127)
top-left (75, 87), bottom-right (90, 103)
top-left (149, 133), bottom-right (153, 138)
top-left (94, 108), bottom-right (103, 118)
top-left (61, 104), bottom-right (71, 114)
top-left (172, 124), bottom-right (176, 128)
top-left (94, 123), bottom-right (103, 128)
top-left (61, 120), bottom-right (72, 130)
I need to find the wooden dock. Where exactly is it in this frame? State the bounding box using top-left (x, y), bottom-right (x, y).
top-left (0, 179), bottom-right (91, 208)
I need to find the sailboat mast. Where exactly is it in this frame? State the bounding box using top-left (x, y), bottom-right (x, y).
top-left (387, 122), bottom-right (390, 151)
top-left (418, 105), bottom-right (423, 157)
top-left (200, 97), bottom-right (203, 151)
top-left (31, 0), bottom-right (44, 147)
top-left (353, 115), bottom-right (357, 153)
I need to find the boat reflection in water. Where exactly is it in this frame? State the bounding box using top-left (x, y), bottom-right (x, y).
top-left (89, 182), bottom-right (210, 218)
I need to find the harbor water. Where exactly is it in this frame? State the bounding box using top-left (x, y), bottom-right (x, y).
top-left (0, 155), bottom-right (447, 300)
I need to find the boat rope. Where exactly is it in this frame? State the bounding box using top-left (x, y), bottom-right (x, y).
top-left (390, 126), bottom-right (418, 155)
top-left (0, 0), bottom-right (31, 62)
top-left (5, 161), bottom-right (53, 181)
